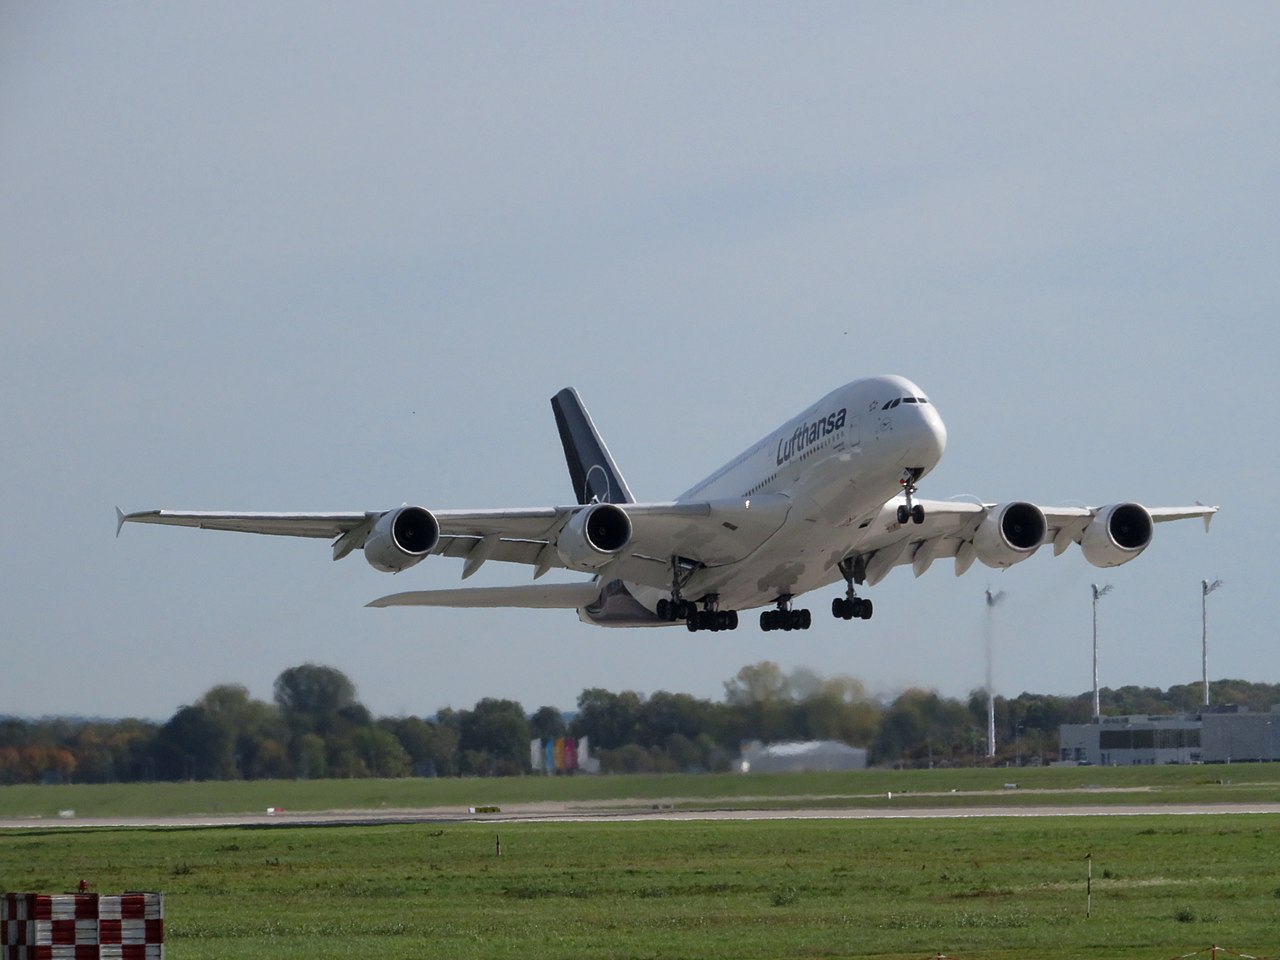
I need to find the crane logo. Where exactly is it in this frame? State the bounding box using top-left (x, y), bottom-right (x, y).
top-left (583, 464), bottom-right (613, 504)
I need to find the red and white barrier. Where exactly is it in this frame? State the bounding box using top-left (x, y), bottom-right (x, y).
top-left (2, 894), bottom-right (163, 960)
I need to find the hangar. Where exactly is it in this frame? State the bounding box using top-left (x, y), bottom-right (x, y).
top-left (1059, 705), bottom-right (1279, 765)
top-left (738, 740), bottom-right (867, 773)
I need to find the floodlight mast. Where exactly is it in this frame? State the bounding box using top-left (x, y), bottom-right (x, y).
top-left (1091, 584), bottom-right (1113, 721)
top-left (984, 588), bottom-right (1006, 760)
top-left (1201, 579), bottom-right (1223, 707)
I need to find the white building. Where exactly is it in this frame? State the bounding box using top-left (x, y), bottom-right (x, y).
top-left (738, 740), bottom-right (867, 773)
top-left (1202, 706), bottom-right (1280, 763)
top-left (1059, 714), bottom-right (1202, 766)
top-left (1059, 705), bottom-right (1280, 765)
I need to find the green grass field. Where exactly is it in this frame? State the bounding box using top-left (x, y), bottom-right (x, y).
top-left (3, 815), bottom-right (1278, 959)
top-left (3, 764), bottom-right (1280, 820)
top-left (2, 769), bottom-right (1279, 958)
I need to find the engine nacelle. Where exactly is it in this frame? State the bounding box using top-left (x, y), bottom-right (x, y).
top-left (1081, 502), bottom-right (1153, 568)
top-left (974, 501), bottom-right (1047, 568)
top-left (556, 503), bottom-right (632, 571)
top-left (363, 506), bottom-right (440, 573)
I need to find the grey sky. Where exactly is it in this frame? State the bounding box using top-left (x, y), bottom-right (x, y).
top-left (2, 3), bottom-right (1275, 720)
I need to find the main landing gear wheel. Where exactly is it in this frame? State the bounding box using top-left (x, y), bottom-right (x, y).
top-left (760, 598), bottom-right (811, 632)
top-left (684, 597), bottom-right (738, 633)
top-left (831, 596), bottom-right (872, 620)
top-left (657, 598), bottom-right (695, 621)
top-left (686, 609), bottom-right (739, 633)
top-left (833, 556), bottom-right (873, 622)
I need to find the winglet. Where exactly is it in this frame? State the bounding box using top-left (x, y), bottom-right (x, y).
top-left (115, 506), bottom-right (127, 538)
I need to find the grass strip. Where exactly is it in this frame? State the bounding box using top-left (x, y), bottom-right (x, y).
top-left (3, 813), bottom-right (1278, 959)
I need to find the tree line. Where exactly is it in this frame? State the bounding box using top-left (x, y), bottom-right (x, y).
top-left (2, 662), bottom-right (1276, 785)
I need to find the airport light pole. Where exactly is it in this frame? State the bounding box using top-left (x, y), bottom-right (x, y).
top-left (1201, 579), bottom-right (1223, 707)
top-left (984, 588), bottom-right (1006, 760)
top-left (1091, 584), bottom-right (1113, 721)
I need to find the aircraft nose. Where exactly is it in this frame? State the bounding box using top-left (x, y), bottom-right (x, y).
top-left (905, 400), bottom-right (947, 470)
top-left (924, 404), bottom-right (947, 460)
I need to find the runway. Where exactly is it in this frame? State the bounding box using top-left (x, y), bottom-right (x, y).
top-left (5, 800), bottom-right (1280, 830)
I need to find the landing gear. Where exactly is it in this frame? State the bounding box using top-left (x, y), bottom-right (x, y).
top-left (832, 557), bottom-right (874, 621)
top-left (684, 595), bottom-right (738, 633)
top-left (656, 597), bottom-right (694, 621)
top-left (831, 596), bottom-right (872, 620)
top-left (657, 556), bottom-right (699, 623)
top-left (760, 596), bottom-right (811, 632)
top-left (897, 468), bottom-right (926, 525)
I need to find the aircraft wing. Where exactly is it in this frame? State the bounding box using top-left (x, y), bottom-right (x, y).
top-left (841, 499), bottom-right (1218, 586)
top-left (116, 492), bottom-right (793, 587)
top-left (117, 508), bottom-right (373, 540)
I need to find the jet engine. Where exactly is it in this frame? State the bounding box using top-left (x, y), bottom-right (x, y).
top-left (364, 506), bottom-right (440, 572)
top-left (557, 503), bottom-right (632, 571)
top-left (973, 501), bottom-right (1047, 568)
top-left (1081, 502), bottom-right (1153, 567)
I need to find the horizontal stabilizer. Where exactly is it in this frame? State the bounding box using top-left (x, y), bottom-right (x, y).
top-left (118, 508), bottom-right (369, 539)
top-left (368, 581), bottom-right (600, 609)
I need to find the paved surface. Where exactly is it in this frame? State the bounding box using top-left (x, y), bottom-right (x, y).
top-left (4, 800), bottom-right (1280, 830)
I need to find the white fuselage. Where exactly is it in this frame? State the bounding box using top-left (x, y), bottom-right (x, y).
top-left (617, 375), bottom-right (948, 616)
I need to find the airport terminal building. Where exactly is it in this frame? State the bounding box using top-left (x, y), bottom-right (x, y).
top-left (1059, 705), bottom-right (1280, 765)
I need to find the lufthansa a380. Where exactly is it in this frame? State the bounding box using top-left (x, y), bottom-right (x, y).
top-left (119, 375), bottom-right (1217, 633)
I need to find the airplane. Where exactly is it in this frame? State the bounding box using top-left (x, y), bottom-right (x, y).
top-left (118, 375), bottom-right (1217, 633)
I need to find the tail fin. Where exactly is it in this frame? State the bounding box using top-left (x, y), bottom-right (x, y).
top-left (550, 388), bottom-right (636, 505)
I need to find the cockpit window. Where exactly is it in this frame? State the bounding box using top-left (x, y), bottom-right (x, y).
top-left (886, 398), bottom-right (900, 409)
top-left (902, 397), bottom-right (917, 403)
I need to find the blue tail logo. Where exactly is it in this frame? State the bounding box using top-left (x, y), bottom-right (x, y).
top-left (550, 388), bottom-right (636, 506)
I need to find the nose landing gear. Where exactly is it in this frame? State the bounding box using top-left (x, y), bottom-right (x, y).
top-left (897, 468), bottom-right (926, 525)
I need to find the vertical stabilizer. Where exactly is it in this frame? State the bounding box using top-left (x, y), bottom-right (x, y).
top-left (550, 388), bottom-right (636, 505)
